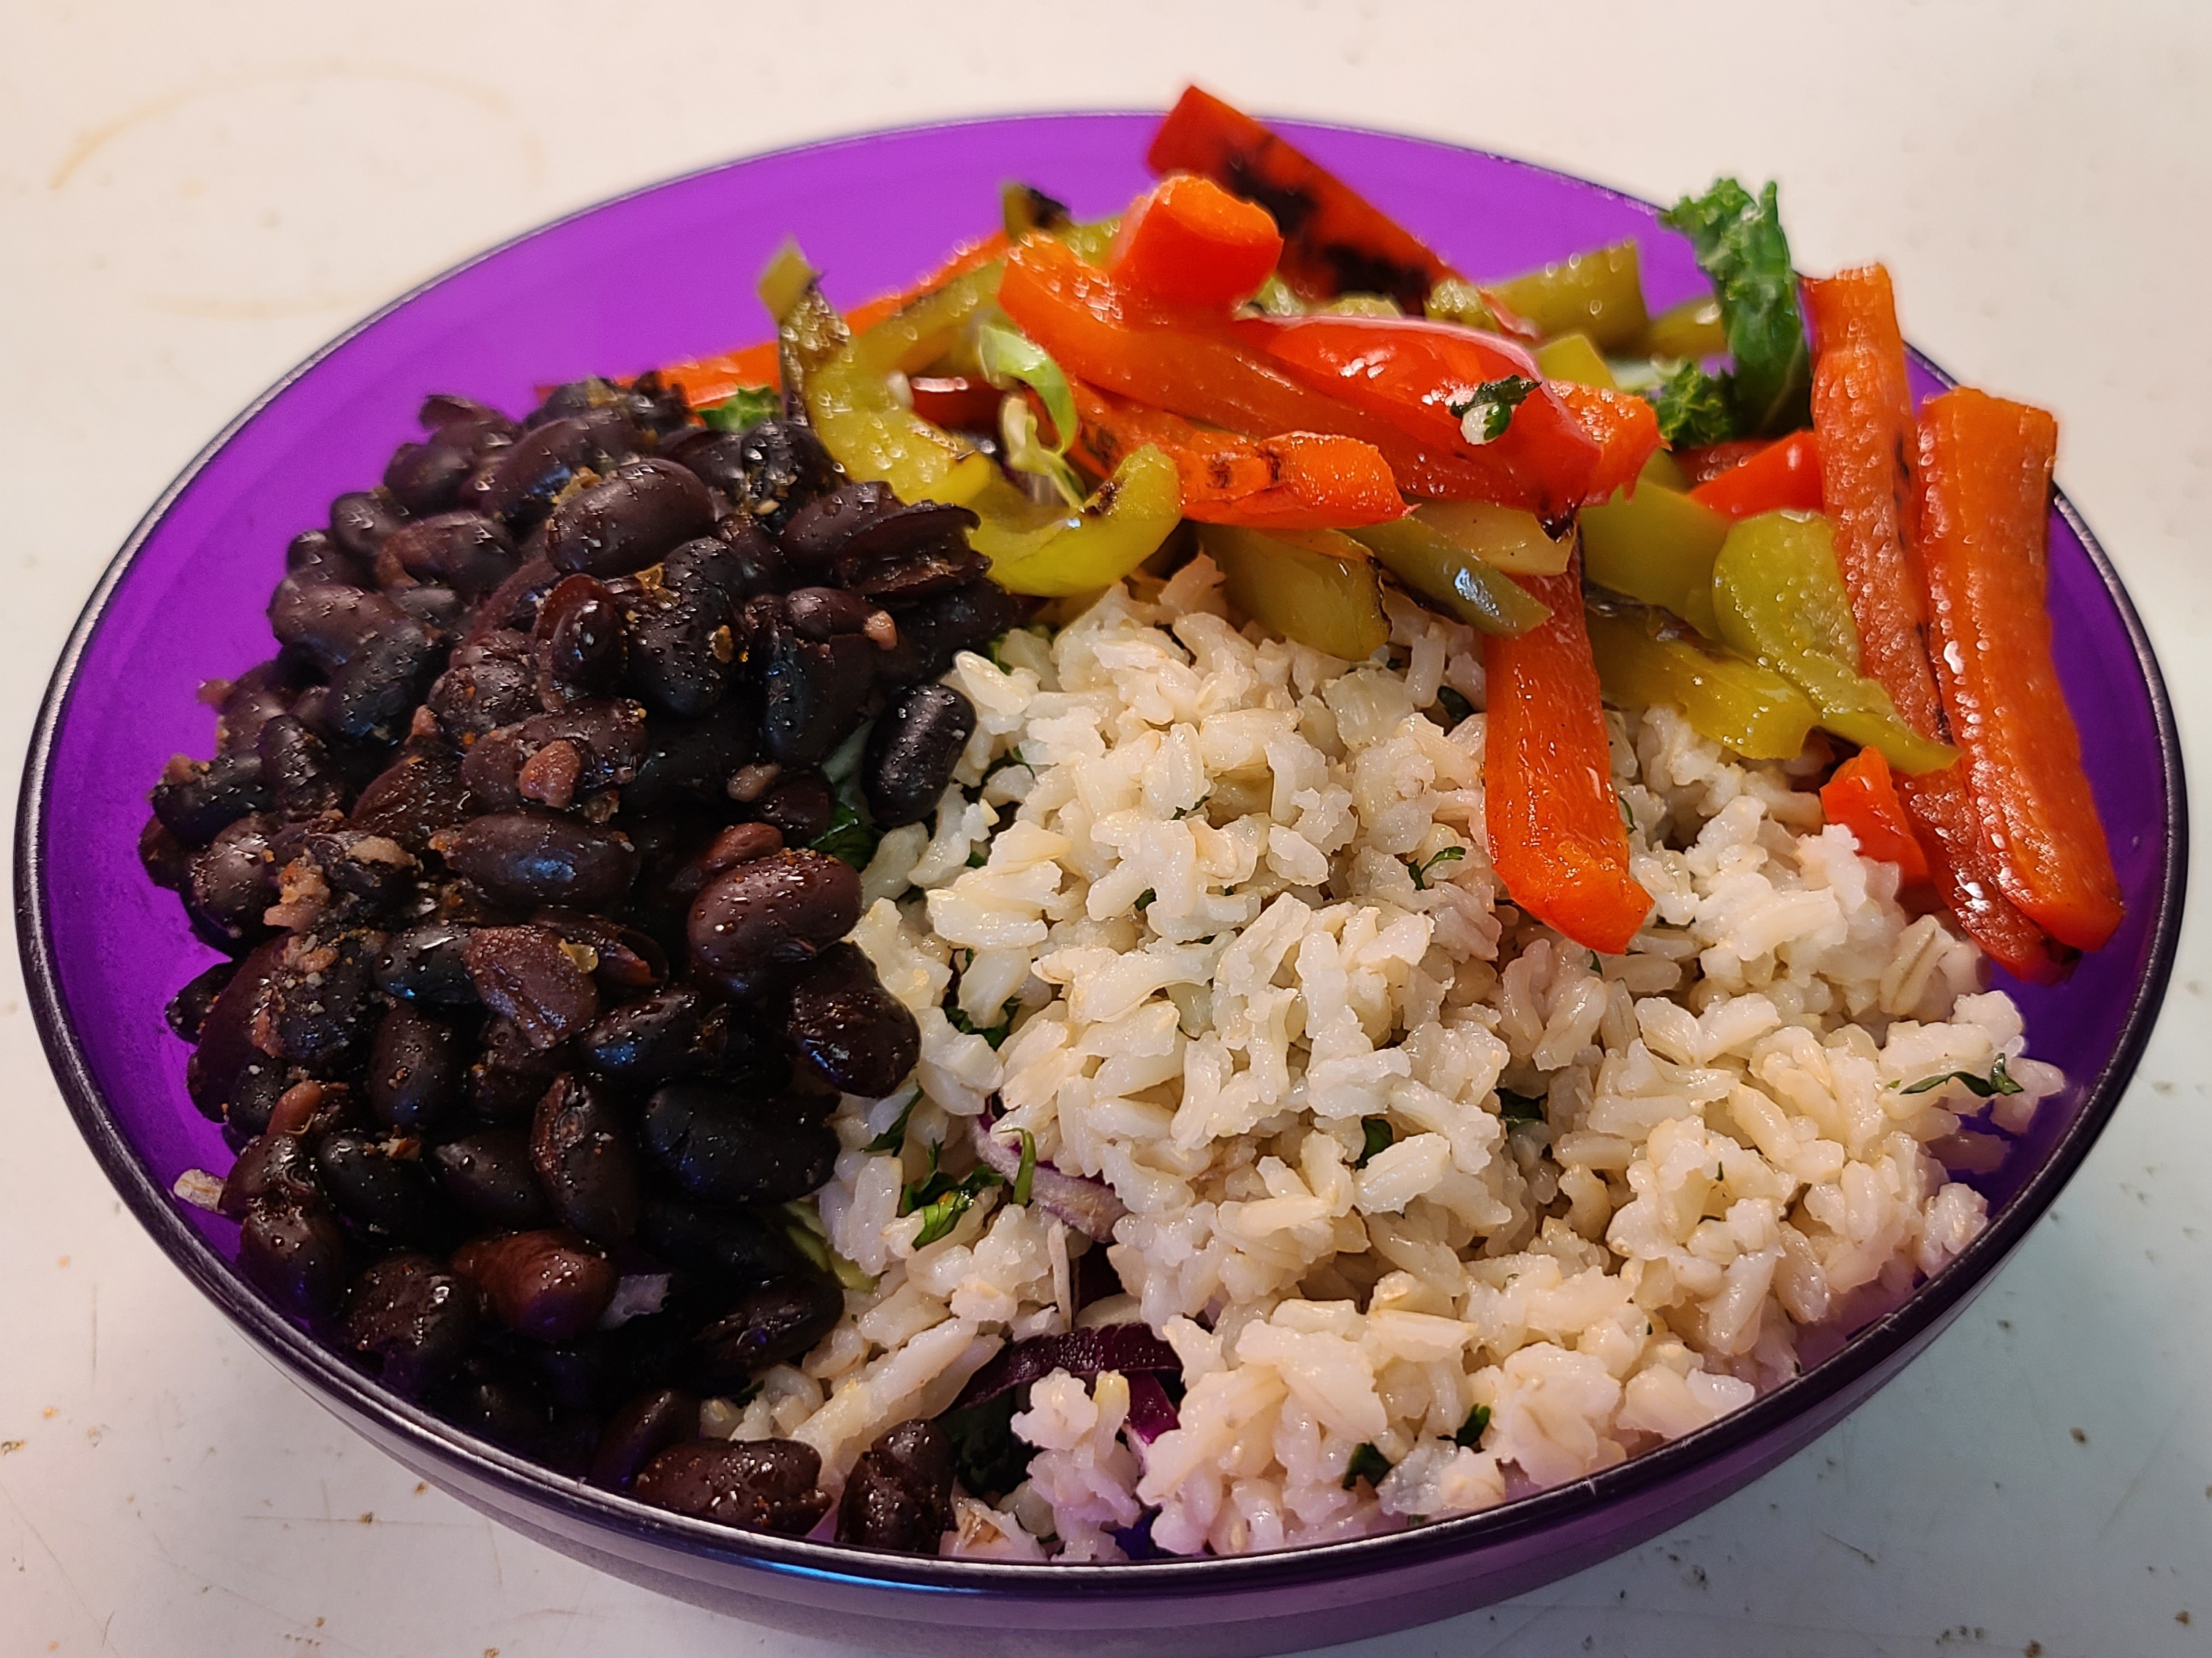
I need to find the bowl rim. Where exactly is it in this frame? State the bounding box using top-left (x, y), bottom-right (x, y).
top-left (15, 107), bottom-right (2190, 1599)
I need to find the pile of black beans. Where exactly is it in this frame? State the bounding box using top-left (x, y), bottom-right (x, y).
top-left (140, 374), bottom-right (1022, 1551)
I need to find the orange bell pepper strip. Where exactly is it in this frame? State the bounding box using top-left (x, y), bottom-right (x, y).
top-left (999, 236), bottom-right (1525, 504)
top-left (657, 232), bottom-right (1011, 408)
top-left (1109, 175), bottom-right (1284, 308)
top-left (1484, 556), bottom-right (1654, 954)
top-left (1677, 439), bottom-right (1771, 489)
top-left (1688, 429), bottom-right (1824, 519)
top-left (1819, 746), bottom-right (1930, 883)
top-left (1069, 379), bottom-right (1400, 529)
top-left (1237, 314), bottom-right (1601, 518)
top-left (1914, 387), bottom-right (2121, 951)
top-left (1552, 382), bottom-right (1663, 503)
top-left (1804, 264), bottom-right (2066, 981)
top-left (1147, 86), bottom-right (1454, 311)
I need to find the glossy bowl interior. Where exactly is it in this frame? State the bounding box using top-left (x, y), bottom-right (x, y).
top-left (18, 113), bottom-right (2186, 1657)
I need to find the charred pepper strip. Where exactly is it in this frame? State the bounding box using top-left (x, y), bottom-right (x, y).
top-left (1914, 387), bottom-right (2121, 950)
top-left (1484, 557), bottom-right (1654, 954)
top-left (1804, 265), bottom-right (2064, 980)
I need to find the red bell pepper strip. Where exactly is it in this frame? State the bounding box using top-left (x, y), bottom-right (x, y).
top-left (999, 236), bottom-right (1526, 504)
top-left (1147, 86), bottom-right (1454, 311)
top-left (907, 375), bottom-right (1005, 432)
top-left (1819, 746), bottom-right (1930, 883)
top-left (1688, 429), bottom-right (1824, 518)
top-left (657, 232), bottom-right (1011, 408)
top-left (1804, 265), bottom-right (2066, 980)
top-left (1109, 175), bottom-right (1284, 308)
top-left (1677, 439), bottom-right (1771, 488)
top-left (1237, 314), bottom-right (1601, 518)
top-left (1914, 387), bottom-right (2121, 950)
top-left (1484, 557), bottom-right (1654, 954)
top-left (1069, 379), bottom-right (1400, 529)
top-left (1552, 382), bottom-right (1663, 503)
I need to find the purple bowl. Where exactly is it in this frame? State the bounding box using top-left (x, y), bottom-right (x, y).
top-left (15, 113), bottom-right (2186, 1657)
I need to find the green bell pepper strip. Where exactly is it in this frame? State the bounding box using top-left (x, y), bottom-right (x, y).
top-left (1345, 517), bottom-right (1550, 637)
top-left (1200, 523), bottom-right (1390, 662)
top-left (1587, 607), bottom-right (1818, 760)
top-left (1579, 481), bottom-right (1731, 637)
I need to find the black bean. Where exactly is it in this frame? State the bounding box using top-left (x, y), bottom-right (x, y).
top-left (633, 1438), bottom-right (831, 1536)
top-left (837, 1419), bottom-right (955, 1553)
top-left (463, 925), bottom-right (601, 1048)
top-left (182, 937), bottom-right (285, 1120)
top-left (384, 441), bottom-right (475, 516)
top-left (579, 987), bottom-right (703, 1086)
top-left (469, 410), bottom-right (641, 530)
top-left (529, 909), bottom-right (666, 993)
top-left (256, 714), bottom-right (346, 819)
top-left (776, 480), bottom-right (899, 580)
top-left (464, 557), bottom-right (562, 643)
top-left (754, 770), bottom-right (834, 846)
top-left (623, 714), bottom-right (758, 814)
top-left (436, 1350), bottom-right (554, 1449)
top-left (640, 1082), bottom-right (837, 1207)
top-left (780, 586), bottom-right (880, 641)
top-left (468, 1015), bottom-right (566, 1122)
top-left (219, 1061), bottom-right (290, 1138)
top-left (636, 1196), bottom-right (797, 1288)
top-left (151, 749), bottom-right (271, 844)
top-left (534, 574), bottom-right (630, 699)
top-left (544, 458), bottom-right (714, 579)
top-left (140, 816), bottom-right (196, 890)
top-left (438, 812), bottom-right (638, 909)
top-left (184, 814), bottom-right (279, 950)
top-left (392, 584), bottom-right (466, 638)
top-left (588, 1388), bottom-right (701, 1490)
top-left (365, 1002), bottom-right (466, 1129)
top-left (865, 684), bottom-right (977, 829)
top-left (688, 1276), bottom-right (845, 1390)
top-left (757, 624), bottom-right (875, 767)
top-left (687, 849), bottom-right (860, 995)
top-left (349, 742), bottom-right (470, 853)
top-left (344, 1253), bottom-right (478, 1396)
top-left (314, 1133), bottom-right (454, 1247)
top-left (624, 544), bottom-right (738, 719)
top-left (661, 429), bottom-right (754, 501)
top-left (238, 1201), bottom-right (350, 1319)
top-left (381, 511), bottom-right (518, 596)
top-left (329, 491), bottom-right (409, 562)
top-left (421, 393), bottom-right (516, 440)
top-left (829, 501), bottom-right (986, 602)
top-left (165, 959), bottom-right (239, 1042)
top-left (724, 420), bottom-right (839, 534)
top-left (431, 1129), bottom-right (554, 1229)
top-left (451, 1229), bottom-right (615, 1342)
top-left (268, 583), bottom-right (442, 742)
top-left (784, 942), bottom-right (921, 1099)
top-left (710, 513), bottom-right (787, 601)
top-left (300, 828), bottom-right (419, 912)
top-left (530, 1075), bottom-right (643, 1244)
top-left (428, 632), bottom-right (539, 742)
top-left (262, 934), bottom-right (378, 1065)
top-left (877, 579), bottom-right (1025, 686)
top-left (219, 1131), bottom-right (322, 1219)
top-left (530, 375), bottom-right (690, 441)
top-left (375, 921), bottom-right (480, 1006)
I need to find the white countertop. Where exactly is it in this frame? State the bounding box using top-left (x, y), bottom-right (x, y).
top-left (5, 4), bottom-right (2210, 1654)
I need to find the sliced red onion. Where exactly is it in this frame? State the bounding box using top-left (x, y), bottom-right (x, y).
top-left (951, 1323), bottom-right (1182, 1412)
top-left (967, 1113), bottom-right (1126, 1241)
top-left (1122, 1371), bottom-right (1179, 1445)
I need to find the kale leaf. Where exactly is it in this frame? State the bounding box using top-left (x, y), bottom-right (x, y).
top-left (1657, 178), bottom-right (1812, 439)
top-left (701, 385), bottom-right (780, 434)
top-left (1646, 360), bottom-right (1740, 448)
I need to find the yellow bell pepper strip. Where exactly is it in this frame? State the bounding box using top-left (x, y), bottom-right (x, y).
top-left (1484, 556), bottom-right (1655, 955)
top-left (1488, 241), bottom-right (1650, 352)
top-left (1237, 314), bottom-right (1602, 518)
top-left (1586, 607), bottom-right (1816, 760)
top-left (783, 273), bottom-right (1003, 507)
top-left (970, 447), bottom-right (1183, 598)
top-left (997, 235), bottom-right (1535, 504)
top-left (1640, 293), bottom-right (1727, 361)
top-left (1804, 265), bottom-right (2064, 982)
top-left (1408, 501), bottom-right (1571, 576)
top-left (1914, 387), bottom-right (2121, 951)
top-left (1532, 333), bottom-right (1618, 390)
top-left (1199, 523), bottom-right (1389, 661)
top-left (1579, 481), bottom-right (1729, 635)
top-left (1424, 277), bottom-right (1541, 344)
top-left (1344, 517), bottom-right (1551, 637)
top-left (1709, 510), bottom-right (1958, 774)
top-left (1070, 381), bottom-right (1402, 529)
top-left (1147, 86), bottom-right (1456, 311)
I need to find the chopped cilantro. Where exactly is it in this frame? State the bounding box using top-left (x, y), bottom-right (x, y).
top-left (1446, 374), bottom-right (1540, 445)
top-left (1135, 888), bottom-right (1157, 912)
top-left (700, 385), bottom-right (780, 434)
top-left (902, 1144), bottom-right (1004, 1246)
top-left (1451, 1404), bottom-right (1492, 1449)
top-left (1407, 846), bottom-right (1466, 890)
top-left (946, 997), bottom-right (1022, 1049)
top-left (1356, 1116), bottom-right (1395, 1169)
top-left (1896, 1055), bottom-right (2024, 1098)
top-left (1341, 1442), bottom-right (1392, 1491)
top-left (1011, 1129), bottom-right (1037, 1207)
top-left (1644, 360), bottom-right (1738, 448)
top-left (943, 1392), bottom-right (1037, 1502)
top-left (1436, 685), bottom-right (1475, 727)
top-left (966, 845), bottom-right (990, 868)
top-left (1172, 798), bottom-right (1209, 820)
top-left (1618, 794), bottom-right (1637, 834)
top-left (1656, 178), bottom-right (1811, 438)
top-left (809, 800), bottom-right (880, 870)
top-left (864, 1094), bottom-right (918, 1155)
top-left (1499, 1090), bottom-right (1547, 1128)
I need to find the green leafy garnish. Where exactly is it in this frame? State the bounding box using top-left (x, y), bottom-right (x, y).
top-left (864, 1094), bottom-right (918, 1155)
top-left (1451, 1404), bottom-right (1492, 1449)
top-left (1618, 795), bottom-right (1637, 834)
top-left (1342, 1442), bottom-right (1392, 1491)
top-left (978, 319), bottom-right (1084, 503)
top-left (1499, 1090), bottom-right (1546, 1127)
top-left (1011, 1129), bottom-right (1037, 1207)
top-left (1656, 178), bottom-right (1811, 438)
top-left (778, 1200), bottom-right (877, 1292)
top-left (1407, 847), bottom-right (1466, 890)
top-left (1172, 798), bottom-right (1209, 820)
top-left (943, 1392), bottom-right (1038, 1502)
top-left (1134, 888), bottom-right (1157, 912)
top-left (966, 846), bottom-right (990, 868)
top-left (1896, 1055), bottom-right (2024, 1099)
top-left (810, 800), bottom-right (881, 871)
top-left (1446, 375), bottom-right (1540, 444)
top-left (1645, 360), bottom-right (1738, 448)
top-left (1356, 1116), bottom-right (1395, 1169)
top-left (902, 1143), bottom-right (1005, 1246)
top-left (1436, 685), bottom-right (1475, 728)
top-left (700, 385), bottom-right (780, 434)
top-left (946, 997), bottom-right (1022, 1049)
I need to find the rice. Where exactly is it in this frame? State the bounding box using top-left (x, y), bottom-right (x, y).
top-left (756, 554), bottom-right (2062, 1559)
